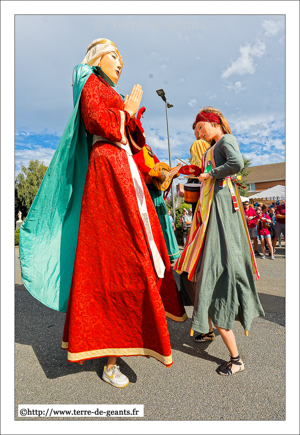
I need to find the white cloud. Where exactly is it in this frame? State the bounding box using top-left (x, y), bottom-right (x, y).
top-left (206, 92), bottom-right (217, 100)
top-left (222, 41), bottom-right (266, 78)
top-left (230, 114), bottom-right (285, 165)
top-left (243, 151), bottom-right (285, 166)
top-left (145, 127), bottom-right (193, 165)
top-left (15, 147), bottom-right (56, 174)
top-left (188, 99), bottom-right (197, 108)
top-left (231, 114), bottom-right (285, 139)
top-left (263, 138), bottom-right (285, 151)
top-left (225, 81), bottom-right (246, 94)
top-left (262, 20), bottom-right (283, 37)
top-left (150, 52), bottom-right (169, 62)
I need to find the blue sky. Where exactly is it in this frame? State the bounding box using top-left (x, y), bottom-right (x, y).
top-left (14, 13), bottom-right (286, 175)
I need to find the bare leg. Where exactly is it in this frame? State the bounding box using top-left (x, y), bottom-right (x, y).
top-left (214, 325), bottom-right (238, 357)
top-left (253, 237), bottom-right (258, 252)
top-left (266, 238), bottom-right (273, 255)
top-left (272, 237), bottom-right (278, 250)
top-left (261, 238), bottom-right (266, 256)
top-left (208, 318), bottom-right (213, 333)
top-left (107, 356), bottom-right (117, 368)
top-left (214, 325), bottom-right (243, 374)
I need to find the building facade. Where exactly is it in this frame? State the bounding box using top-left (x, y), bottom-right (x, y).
top-left (246, 162), bottom-right (285, 195)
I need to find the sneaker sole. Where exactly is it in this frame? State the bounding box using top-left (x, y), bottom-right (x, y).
top-left (194, 337), bottom-right (216, 343)
top-left (102, 375), bottom-right (129, 388)
top-left (217, 363), bottom-right (245, 376)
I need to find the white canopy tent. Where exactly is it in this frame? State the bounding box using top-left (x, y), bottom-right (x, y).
top-left (240, 195), bottom-right (248, 202)
top-left (248, 185), bottom-right (285, 200)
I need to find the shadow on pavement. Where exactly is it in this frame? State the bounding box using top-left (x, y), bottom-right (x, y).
top-left (15, 283), bottom-right (137, 383)
top-left (257, 292), bottom-right (285, 327)
top-left (166, 290), bottom-right (285, 363)
top-left (166, 317), bottom-right (226, 366)
top-left (15, 280), bottom-right (284, 379)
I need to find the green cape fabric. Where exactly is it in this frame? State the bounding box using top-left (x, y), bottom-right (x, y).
top-left (148, 186), bottom-right (180, 261)
top-left (19, 64), bottom-right (95, 312)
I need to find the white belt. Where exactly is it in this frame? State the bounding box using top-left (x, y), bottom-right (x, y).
top-left (93, 135), bottom-right (132, 156)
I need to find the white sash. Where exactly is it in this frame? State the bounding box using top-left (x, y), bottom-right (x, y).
top-left (93, 135), bottom-right (165, 278)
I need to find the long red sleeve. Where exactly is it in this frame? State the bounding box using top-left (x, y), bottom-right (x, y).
top-left (80, 74), bottom-right (131, 144)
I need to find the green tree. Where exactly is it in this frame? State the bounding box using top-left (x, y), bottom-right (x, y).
top-left (15, 159), bottom-right (48, 218)
top-left (237, 156), bottom-right (252, 197)
top-left (15, 184), bottom-right (27, 222)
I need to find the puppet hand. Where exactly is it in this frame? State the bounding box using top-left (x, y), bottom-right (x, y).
top-left (198, 173), bottom-right (211, 182)
top-left (124, 84), bottom-right (143, 118)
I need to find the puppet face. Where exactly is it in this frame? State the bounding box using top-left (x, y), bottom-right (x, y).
top-left (194, 121), bottom-right (217, 142)
top-left (99, 51), bottom-right (122, 84)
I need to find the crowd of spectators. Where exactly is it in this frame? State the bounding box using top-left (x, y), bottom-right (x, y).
top-left (169, 199), bottom-right (285, 255)
top-left (243, 199), bottom-right (285, 260)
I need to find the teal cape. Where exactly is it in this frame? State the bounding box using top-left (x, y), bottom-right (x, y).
top-left (147, 185), bottom-right (180, 262)
top-left (19, 64), bottom-right (110, 312)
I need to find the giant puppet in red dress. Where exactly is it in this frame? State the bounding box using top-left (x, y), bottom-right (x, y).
top-left (62, 47), bottom-right (187, 368)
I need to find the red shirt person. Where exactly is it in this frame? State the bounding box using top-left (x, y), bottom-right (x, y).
top-left (256, 210), bottom-right (274, 259)
top-left (243, 201), bottom-right (260, 257)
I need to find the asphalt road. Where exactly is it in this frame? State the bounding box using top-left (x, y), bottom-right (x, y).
top-left (14, 243), bottom-right (285, 423)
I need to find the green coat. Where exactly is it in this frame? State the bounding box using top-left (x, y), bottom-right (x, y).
top-left (180, 135), bottom-right (265, 333)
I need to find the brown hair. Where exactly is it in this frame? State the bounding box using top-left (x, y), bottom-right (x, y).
top-left (198, 106), bottom-right (232, 134)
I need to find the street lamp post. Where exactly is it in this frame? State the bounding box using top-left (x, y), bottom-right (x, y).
top-left (156, 89), bottom-right (176, 222)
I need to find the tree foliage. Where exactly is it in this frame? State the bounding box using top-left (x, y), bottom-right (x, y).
top-left (237, 156), bottom-right (252, 197)
top-left (15, 159), bottom-right (48, 218)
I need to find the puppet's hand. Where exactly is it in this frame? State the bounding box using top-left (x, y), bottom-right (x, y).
top-left (198, 173), bottom-right (211, 182)
top-left (124, 84), bottom-right (143, 118)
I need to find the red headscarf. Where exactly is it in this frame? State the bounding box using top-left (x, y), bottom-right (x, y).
top-left (195, 111), bottom-right (221, 126)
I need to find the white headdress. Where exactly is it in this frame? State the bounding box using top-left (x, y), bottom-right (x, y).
top-left (81, 38), bottom-right (122, 67)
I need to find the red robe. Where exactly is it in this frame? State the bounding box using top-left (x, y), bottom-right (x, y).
top-left (62, 73), bottom-right (187, 367)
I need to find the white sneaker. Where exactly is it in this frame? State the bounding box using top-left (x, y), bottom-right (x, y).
top-left (102, 365), bottom-right (129, 388)
top-left (270, 255), bottom-right (275, 260)
top-left (261, 255), bottom-right (266, 259)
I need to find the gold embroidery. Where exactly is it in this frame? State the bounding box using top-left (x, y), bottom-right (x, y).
top-left (165, 311), bottom-right (188, 322)
top-left (61, 345), bottom-right (173, 365)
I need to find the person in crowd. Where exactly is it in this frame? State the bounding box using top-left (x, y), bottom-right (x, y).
top-left (182, 208), bottom-right (193, 247)
top-left (180, 208), bottom-right (187, 223)
top-left (256, 209), bottom-right (274, 259)
top-left (272, 200), bottom-right (285, 251)
top-left (268, 206), bottom-right (276, 248)
top-left (180, 208), bottom-right (188, 247)
top-left (261, 205), bottom-right (270, 252)
top-left (19, 38), bottom-right (187, 389)
top-left (168, 209), bottom-right (176, 232)
top-left (268, 206), bottom-right (276, 223)
top-left (243, 200), bottom-right (261, 257)
top-left (255, 206), bottom-right (262, 243)
top-left (175, 107), bottom-right (264, 376)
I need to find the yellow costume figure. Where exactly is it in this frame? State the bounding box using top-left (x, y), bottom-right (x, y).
top-left (190, 139), bottom-right (210, 170)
